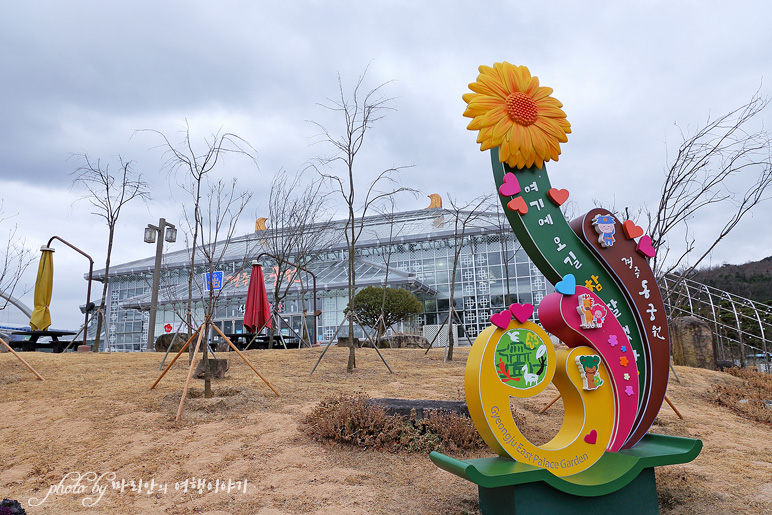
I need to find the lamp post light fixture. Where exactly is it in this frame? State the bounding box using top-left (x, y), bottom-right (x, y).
top-left (145, 218), bottom-right (176, 351)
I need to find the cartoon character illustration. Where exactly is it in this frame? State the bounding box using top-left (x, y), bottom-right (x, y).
top-left (577, 293), bottom-right (608, 329)
top-left (592, 213), bottom-right (616, 247)
top-left (576, 354), bottom-right (604, 391)
top-left (577, 293), bottom-right (595, 328)
top-left (593, 304), bottom-right (608, 327)
top-left (521, 363), bottom-right (538, 386)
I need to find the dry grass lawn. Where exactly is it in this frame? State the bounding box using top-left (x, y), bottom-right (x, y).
top-left (1, 346), bottom-right (771, 514)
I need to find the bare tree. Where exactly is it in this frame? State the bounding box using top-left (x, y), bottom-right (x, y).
top-left (263, 171), bottom-right (336, 348)
top-left (493, 199), bottom-right (520, 305)
top-left (647, 90), bottom-right (772, 279)
top-left (194, 178), bottom-right (253, 397)
top-left (0, 200), bottom-right (34, 314)
top-left (310, 67), bottom-right (414, 372)
top-left (372, 198), bottom-right (404, 341)
top-left (141, 122), bottom-right (257, 350)
top-left (444, 194), bottom-right (494, 361)
top-left (71, 154), bottom-right (150, 351)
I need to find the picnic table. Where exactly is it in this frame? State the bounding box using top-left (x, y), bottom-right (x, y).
top-left (220, 332), bottom-right (267, 350)
top-left (10, 330), bottom-right (77, 353)
top-left (220, 333), bottom-right (300, 350)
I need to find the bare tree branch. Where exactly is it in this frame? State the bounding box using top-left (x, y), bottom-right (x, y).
top-left (70, 153), bottom-right (150, 351)
top-left (646, 89), bottom-right (772, 281)
top-left (443, 193), bottom-right (495, 361)
top-left (308, 66), bottom-right (415, 371)
top-left (0, 201), bottom-right (34, 312)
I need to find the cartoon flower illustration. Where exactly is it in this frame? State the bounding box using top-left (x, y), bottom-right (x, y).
top-left (462, 62), bottom-right (571, 170)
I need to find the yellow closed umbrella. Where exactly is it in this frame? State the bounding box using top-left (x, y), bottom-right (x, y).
top-left (29, 247), bottom-right (54, 331)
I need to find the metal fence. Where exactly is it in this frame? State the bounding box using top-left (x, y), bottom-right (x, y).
top-left (661, 274), bottom-right (772, 372)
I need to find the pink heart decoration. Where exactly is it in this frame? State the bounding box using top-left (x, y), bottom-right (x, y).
top-left (490, 310), bottom-right (512, 330)
top-left (547, 188), bottom-right (569, 206)
top-left (509, 303), bottom-right (534, 323)
top-left (498, 173), bottom-right (521, 197)
top-left (636, 235), bottom-right (656, 258)
top-left (507, 197), bottom-right (528, 215)
top-left (584, 429), bottom-right (598, 445)
top-left (622, 220), bottom-right (644, 239)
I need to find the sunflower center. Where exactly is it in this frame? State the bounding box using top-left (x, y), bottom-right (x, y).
top-left (505, 92), bottom-right (538, 126)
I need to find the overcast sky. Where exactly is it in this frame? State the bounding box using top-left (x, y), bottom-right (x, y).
top-left (1, 1), bottom-right (771, 330)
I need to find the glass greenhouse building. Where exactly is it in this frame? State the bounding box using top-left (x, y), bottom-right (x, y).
top-left (94, 206), bottom-right (553, 352)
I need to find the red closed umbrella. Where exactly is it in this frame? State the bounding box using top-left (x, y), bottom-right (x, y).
top-left (244, 263), bottom-right (271, 333)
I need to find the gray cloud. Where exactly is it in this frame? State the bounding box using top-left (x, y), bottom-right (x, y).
top-left (1, 0), bottom-right (771, 329)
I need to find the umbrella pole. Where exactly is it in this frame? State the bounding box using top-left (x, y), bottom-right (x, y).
top-left (0, 336), bottom-right (45, 381)
top-left (210, 323), bottom-right (280, 397)
top-left (150, 324), bottom-right (203, 390)
top-left (309, 313), bottom-right (350, 376)
top-left (175, 327), bottom-right (205, 422)
top-left (62, 307), bottom-right (102, 353)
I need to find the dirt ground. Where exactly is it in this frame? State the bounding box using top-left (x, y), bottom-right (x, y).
top-left (1, 346), bottom-right (770, 514)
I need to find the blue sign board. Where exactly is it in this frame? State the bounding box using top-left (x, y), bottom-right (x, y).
top-left (203, 271), bottom-right (224, 292)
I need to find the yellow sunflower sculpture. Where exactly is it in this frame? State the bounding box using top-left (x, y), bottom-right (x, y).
top-left (462, 62), bottom-right (571, 170)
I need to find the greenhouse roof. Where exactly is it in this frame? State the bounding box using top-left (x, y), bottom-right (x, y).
top-left (120, 257), bottom-right (436, 311)
top-left (97, 207), bottom-right (505, 280)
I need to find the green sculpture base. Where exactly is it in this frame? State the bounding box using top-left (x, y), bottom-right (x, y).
top-left (430, 433), bottom-right (702, 515)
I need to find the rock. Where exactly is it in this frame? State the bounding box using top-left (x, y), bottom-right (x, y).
top-left (194, 359), bottom-right (228, 379)
top-left (374, 334), bottom-right (430, 349)
top-left (670, 316), bottom-right (715, 370)
top-left (155, 333), bottom-right (187, 352)
top-left (337, 336), bottom-right (360, 348)
top-left (370, 398), bottom-right (469, 419)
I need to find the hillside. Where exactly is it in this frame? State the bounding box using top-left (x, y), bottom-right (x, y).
top-left (1, 348), bottom-right (771, 514)
top-left (692, 256), bottom-right (772, 303)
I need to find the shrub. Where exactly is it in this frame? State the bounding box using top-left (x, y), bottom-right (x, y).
top-left (712, 367), bottom-right (772, 425)
top-left (303, 394), bottom-right (484, 453)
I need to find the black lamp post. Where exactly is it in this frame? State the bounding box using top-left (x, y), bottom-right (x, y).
top-left (144, 218), bottom-right (177, 351)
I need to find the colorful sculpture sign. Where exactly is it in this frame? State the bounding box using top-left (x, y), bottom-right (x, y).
top-left (460, 62), bottom-right (680, 478)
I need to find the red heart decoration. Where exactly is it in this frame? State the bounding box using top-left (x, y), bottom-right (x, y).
top-left (623, 220), bottom-right (644, 239)
top-left (507, 197), bottom-right (528, 215)
top-left (636, 235), bottom-right (656, 258)
top-left (509, 303), bottom-right (534, 323)
top-left (498, 173), bottom-right (521, 197)
top-left (490, 310), bottom-right (512, 330)
top-left (584, 429), bottom-right (597, 445)
top-left (547, 188), bottom-right (569, 206)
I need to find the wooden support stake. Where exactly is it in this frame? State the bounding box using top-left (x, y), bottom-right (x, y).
top-left (175, 328), bottom-right (205, 422)
top-left (309, 313), bottom-right (350, 376)
top-left (352, 311), bottom-right (393, 374)
top-left (211, 323), bottom-right (281, 397)
top-left (664, 395), bottom-right (683, 420)
top-left (150, 325), bottom-right (202, 390)
top-left (539, 393), bottom-right (561, 414)
top-left (541, 392), bottom-right (684, 421)
top-left (0, 337), bottom-right (45, 381)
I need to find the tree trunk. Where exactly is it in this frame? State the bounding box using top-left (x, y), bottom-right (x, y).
top-left (347, 204), bottom-right (356, 372)
top-left (93, 227), bottom-right (115, 352)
